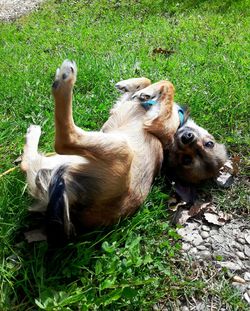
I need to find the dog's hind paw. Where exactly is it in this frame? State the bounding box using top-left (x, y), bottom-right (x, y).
top-left (26, 125), bottom-right (41, 144)
top-left (52, 60), bottom-right (77, 90)
top-left (115, 77), bottom-right (151, 93)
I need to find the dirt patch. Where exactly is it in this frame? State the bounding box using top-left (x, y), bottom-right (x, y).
top-left (0, 0), bottom-right (45, 21)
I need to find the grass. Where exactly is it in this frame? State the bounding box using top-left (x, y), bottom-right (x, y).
top-left (0, 0), bottom-right (249, 309)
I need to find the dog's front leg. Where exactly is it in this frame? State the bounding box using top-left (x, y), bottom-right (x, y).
top-left (52, 60), bottom-right (84, 154)
top-left (52, 60), bottom-right (133, 164)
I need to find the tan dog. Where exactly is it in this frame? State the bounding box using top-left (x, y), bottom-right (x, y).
top-left (21, 60), bottom-right (179, 244)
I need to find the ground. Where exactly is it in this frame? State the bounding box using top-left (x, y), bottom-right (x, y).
top-left (0, 0), bottom-right (44, 21)
top-left (0, 0), bottom-right (249, 310)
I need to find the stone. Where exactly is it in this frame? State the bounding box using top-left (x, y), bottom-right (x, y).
top-left (152, 304), bottom-right (159, 311)
top-left (210, 229), bottom-right (218, 236)
top-left (245, 234), bottom-right (250, 245)
top-left (244, 272), bottom-right (250, 282)
top-left (232, 282), bottom-right (248, 293)
top-left (232, 275), bottom-right (246, 284)
top-left (234, 243), bottom-right (243, 251)
top-left (192, 233), bottom-right (203, 246)
top-left (218, 261), bottom-right (242, 271)
top-left (199, 250), bottom-right (211, 259)
top-left (212, 234), bottom-right (225, 243)
top-left (181, 306), bottom-right (189, 311)
top-left (201, 231), bottom-right (209, 239)
top-left (201, 225), bottom-right (210, 232)
top-left (182, 243), bottom-right (191, 251)
top-left (236, 251), bottom-right (245, 260)
top-left (189, 247), bottom-right (198, 255)
top-left (237, 237), bottom-right (246, 245)
top-left (243, 292), bottom-right (250, 304)
top-left (197, 245), bottom-right (206, 251)
top-left (244, 245), bottom-right (250, 257)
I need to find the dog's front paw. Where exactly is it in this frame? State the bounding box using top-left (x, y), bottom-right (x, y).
top-left (115, 77), bottom-right (151, 93)
top-left (52, 60), bottom-right (77, 90)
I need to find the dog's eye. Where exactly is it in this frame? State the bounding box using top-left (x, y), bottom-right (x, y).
top-left (204, 141), bottom-right (214, 148)
top-left (140, 94), bottom-right (151, 101)
top-left (182, 155), bottom-right (192, 166)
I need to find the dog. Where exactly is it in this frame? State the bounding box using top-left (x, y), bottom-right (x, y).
top-left (21, 60), bottom-right (227, 243)
top-left (20, 60), bottom-right (180, 244)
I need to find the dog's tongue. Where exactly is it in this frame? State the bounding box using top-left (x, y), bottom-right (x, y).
top-left (174, 181), bottom-right (196, 204)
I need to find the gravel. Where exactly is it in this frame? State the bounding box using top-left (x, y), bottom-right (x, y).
top-left (0, 0), bottom-right (45, 21)
top-left (177, 218), bottom-right (250, 305)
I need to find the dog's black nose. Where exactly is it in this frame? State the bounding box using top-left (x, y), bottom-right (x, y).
top-left (181, 131), bottom-right (194, 144)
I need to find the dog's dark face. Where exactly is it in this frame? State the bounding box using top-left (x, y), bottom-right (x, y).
top-left (166, 119), bottom-right (228, 184)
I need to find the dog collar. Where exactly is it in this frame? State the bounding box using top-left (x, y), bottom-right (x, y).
top-left (178, 107), bottom-right (185, 128)
top-left (141, 99), bottom-right (158, 111)
top-left (141, 101), bottom-right (185, 127)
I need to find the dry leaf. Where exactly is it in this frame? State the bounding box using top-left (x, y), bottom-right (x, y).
top-left (231, 156), bottom-right (240, 175)
top-left (204, 212), bottom-right (229, 226)
top-left (152, 47), bottom-right (175, 57)
top-left (188, 202), bottom-right (216, 217)
top-left (172, 208), bottom-right (190, 225)
top-left (24, 229), bottom-right (47, 243)
top-left (215, 172), bottom-right (234, 188)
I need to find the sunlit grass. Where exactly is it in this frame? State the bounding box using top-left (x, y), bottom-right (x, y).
top-left (0, 0), bottom-right (249, 309)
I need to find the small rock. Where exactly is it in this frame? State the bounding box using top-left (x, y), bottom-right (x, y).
top-left (152, 304), bottom-right (159, 311)
top-left (201, 231), bottom-right (209, 239)
top-left (192, 234), bottom-right (203, 246)
top-left (244, 272), bottom-right (250, 282)
top-left (236, 251), bottom-right (245, 260)
top-left (244, 245), bottom-right (250, 257)
top-left (199, 250), bottom-right (211, 259)
top-left (212, 234), bottom-right (225, 243)
top-left (197, 245), bottom-right (206, 251)
top-left (182, 243), bottom-right (191, 251)
top-left (232, 282), bottom-right (248, 293)
top-left (243, 292), bottom-right (250, 304)
top-left (234, 243), bottom-right (243, 251)
top-left (245, 234), bottom-right (250, 245)
top-left (237, 237), bottom-right (246, 245)
top-left (201, 225), bottom-right (210, 232)
top-left (232, 275), bottom-right (246, 284)
top-left (181, 306), bottom-right (189, 311)
top-left (218, 261), bottom-right (242, 271)
top-left (210, 229), bottom-right (218, 235)
top-left (211, 243), bottom-right (220, 251)
top-left (189, 247), bottom-right (198, 255)
top-left (204, 242), bottom-right (211, 248)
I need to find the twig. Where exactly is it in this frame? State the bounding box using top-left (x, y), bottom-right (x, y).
top-left (0, 167), bottom-right (17, 178)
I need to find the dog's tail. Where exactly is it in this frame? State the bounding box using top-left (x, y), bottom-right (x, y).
top-left (46, 166), bottom-right (75, 246)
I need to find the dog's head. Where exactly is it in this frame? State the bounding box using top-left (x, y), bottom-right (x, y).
top-left (165, 118), bottom-right (228, 185)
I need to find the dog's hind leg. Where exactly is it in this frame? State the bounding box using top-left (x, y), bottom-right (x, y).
top-left (20, 125), bottom-right (46, 199)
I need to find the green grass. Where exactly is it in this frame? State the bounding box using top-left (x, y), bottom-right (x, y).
top-left (0, 0), bottom-right (249, 310)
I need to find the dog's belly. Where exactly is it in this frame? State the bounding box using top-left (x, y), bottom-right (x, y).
top-left (70, 133), bottom-right (163, 230)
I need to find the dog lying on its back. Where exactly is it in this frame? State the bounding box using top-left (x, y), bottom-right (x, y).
top-left (21, 60), bottom-right (180, 244)
top-left (20, 60), bottom-right (227, 244)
